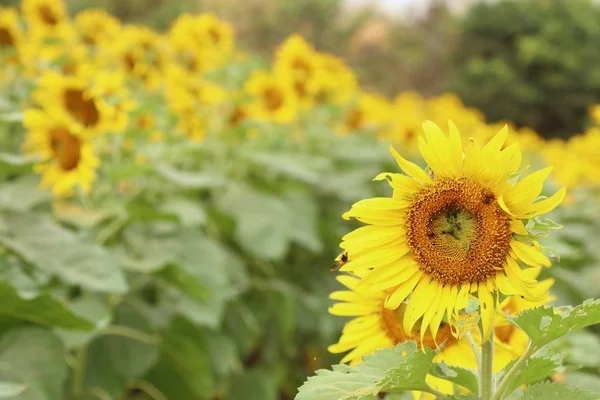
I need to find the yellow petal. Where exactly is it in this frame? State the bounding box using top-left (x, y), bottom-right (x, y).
top-left (402, 277), bottom-right (436, 334)
top-left (384, 271), bottom-right (422, 309)
top-left (510, 219), bottom-right (528, 235)
top-left (511, 241), bottom-right (551, 267)
top-left (478, 282), bottom-right (495, 344)
top-left (390, 145), bottom-right (432, 184)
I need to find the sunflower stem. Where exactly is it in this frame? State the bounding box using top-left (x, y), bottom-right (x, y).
top-left (492, 341), bottom-right (536, 400)
top-left (70, 343), bottom-right (89, 400)
top-left (479, 324), bottom-right (495, 400)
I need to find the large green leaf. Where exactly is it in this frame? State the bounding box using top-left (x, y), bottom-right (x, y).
top-left (144, 317), bottom-right (214, 399)
top-left (0, 212), bottom-right (127, 293)
top-left (508, 299), bottom-right (600, 348)
top-left (243, 151), bottom-right (326, 184)
top-left (0, 382), bottom-right (26, 398)
top-left (0, 328), bottom-right (67, 400)
top-left (155, 163), bottom-right (226, 189)
top-left (503, 356), bottom-right (562, 396)
top-left (429, 362), bottom-right (478, 394)
top-left (520, 382), bottom-right (600, 400)
top-left (295, 341), bottom-right (437, 400)
top-left (0, 177), bottom-right (49, 212)
top-left (0, 281), bottom-right (93, 330)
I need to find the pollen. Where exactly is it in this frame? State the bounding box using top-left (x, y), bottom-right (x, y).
top-left (405, 177), bottom-right (513, 286)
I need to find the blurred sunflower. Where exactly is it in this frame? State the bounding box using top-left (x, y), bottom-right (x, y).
top-left (0, 7), bottom-right (24, 66)
top-left (244, 70), bottom-right (297, 124)
top-left (337, 92), bottom-right (392, 137)
top-left (33, 71), bottom-right (123, 134)
top-left (329, 267), bottom-right (555, 398)
top-left (169, 13), bottom-right (234, 74)
top-left (274, 34), bottom-right (322, 108)
top-left (22, 109), bottom-right (99, 196)
top-left (314, 53), bottom-right (357, 105)
top-left (74, 9), bottom-right (121, 47)
top-left (339, 121), bottom-right (565, 344)
top-left (21, 0), bottom-right (71, 39)
top-left (114, 25), bottom-right (167, 89)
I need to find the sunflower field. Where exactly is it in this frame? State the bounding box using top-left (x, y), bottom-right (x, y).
top-left (1, 1), bottom-right (600, 399)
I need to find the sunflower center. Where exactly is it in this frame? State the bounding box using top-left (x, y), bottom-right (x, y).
top-left (64, 88), bottom-right (100, 128)
top-left (0, 28), bottom-right (14, 48)
top-left (49, 127), bottom-right (81, 171)
top-left (263, 87), bottom-right (284, 110)
top-left (381, 304), bottom-right (456, 349)
top-left (406, 177), bottom-right (513, 286)
top-left (39, 5), bottom-right (59, 26)
top-left (208, 27), bottom-right (221, 44)
top-left (346, 108), bottom-right (364, 130)
top-left (292, 57), bottom-right (312, 77)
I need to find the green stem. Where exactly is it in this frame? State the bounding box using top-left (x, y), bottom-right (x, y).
top-left (128, 380), bottom-right (168, 400)
top-left (100, 325), bottom-right (160, 346)
top-left (70, 344), bottom-right (89, 400)
top-left (479, 327), bottom-right (495, 400)
top-left (492, 342), bottom-right (536, 400)
top-left (422, 386), bottom-right (448, 398)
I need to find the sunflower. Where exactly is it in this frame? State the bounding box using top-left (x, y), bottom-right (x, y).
top-left (21, 0), bottom-right (71, 39)
top-left (337, 92), bottom-right (392, 137)
top-left (274, 34), bottom-right (322, 108)
top-left (244, 70), bottom-right (298, 124)
top-left (338, 121), bottom-right (565, 344)
top-left (22, 109), bottom-right (99, 196)
top-left (313, 53), bottom-right (357, 105)
top-left (168, 13), bottom-right (234, 74)
top-left (74, 9), bottom-right (121, 47)
top-left (32, 70), bottom-right (123, 134)
top-left (328, 271), bottom-right (552, 399)
top-left (0, 7), bottom-right (24, 65)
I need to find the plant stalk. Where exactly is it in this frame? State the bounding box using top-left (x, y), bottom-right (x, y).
top-left (479, 325), bottom-right (495, 400)
top-left (492, 342), bottom-right (536, 400)
top-left (70, 344), bottom-right (89, 400)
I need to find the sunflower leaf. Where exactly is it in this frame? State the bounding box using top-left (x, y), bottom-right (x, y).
top-left (429, 362), bottom-right (479, 393)
top-left (295, 341), bottom-right (437, 400)
top-left (501, 356), bottom-right (563, 396)
top-left (508, 299), bottom-right (600, 348)
top-left (520, 381), bottom-right (600, 400)
top-left (0, 281), bottom-right (95, 330)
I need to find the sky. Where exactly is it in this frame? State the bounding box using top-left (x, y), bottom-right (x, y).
top-left (346, 0), bottom-right (474, 15)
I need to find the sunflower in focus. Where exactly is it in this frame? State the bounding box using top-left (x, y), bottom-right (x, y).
top-left (22, 109), bottom-right (99, 196)
top-left (0, 7), bottom-right (24, 66)
top-left (21, 0), bottom-right (71, 39)
top-left (339, 121), bottom-right (565, 344)
top-left (328, 270), bottom-right (553, 398)
top-left (74, 9), bottom-right (121, 47)
top-left (244, 70), bottom-right (298, 124)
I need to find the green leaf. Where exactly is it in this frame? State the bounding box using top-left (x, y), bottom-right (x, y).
top-left (159, 197), bottom-right (207, 227)
top-left (296, 341), bottom-right (437, 400)
top-left (503, 356), bottom-right (562, 396)
top-left (508, 299), bottom-right (600, 348)
top-left (0, 281), bottom-right (94, 330)
top-left (0, 212), bottom-right (128, 293)
top-left (0, 327), bottom-right (67, 400)
top-left (0, 177), bottom-right (49, 212)
top-left (520, 382), bottom-right (600, 400)
top-left (155, 163), bottom-right (226, 189)
top-left (564, 372), bottom-right (600, 393)
top-left (229, 368), bottom-right (278, 400)
top-left (439, 395), bottom-right (482, 400)
top-left (244, 151), bottom-right (326, 184)
top-left (154, 264), bottom-right (210, 302)
top-left (283, 189), bottom-right (323, 252)
top-left (144, 317), bottom-right (214, 399)
top-left (429, 362), bottom-right (478, 394)
top-left (0, 382), bottom-right (26, 398)
top-left (55, 294), bottom-right (111, 349)
top-left (549, 331), bottom-right (600, 368)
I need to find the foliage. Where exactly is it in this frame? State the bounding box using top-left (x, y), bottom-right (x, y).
top-left (452, 0), bottom-right (600, 138)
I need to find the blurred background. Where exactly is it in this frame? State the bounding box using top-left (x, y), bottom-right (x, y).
top-left (1, 0), bottom-right (600, 399)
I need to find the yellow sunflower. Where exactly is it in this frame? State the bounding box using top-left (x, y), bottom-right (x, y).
top-left (244, 70), bottom-right (298, 124)
top-left (274, 34), bottom-right (322, 108)
top-left (338, 120), bottom-right (565, 344)
top-left (21, 0), bottom-right (71, 39)
top-left (337, 91), bottom-right (392, 137)
top-left (74, 9), bottom-right (121, 47)
top-left (0, 7), bottom-right (24, 65)
top-left (329, 267), bottom-right (555, 398)
top-left (168, 13), bottom-right (234, 74)
top-left (32, 71), bottom-right (123, 134)
top-left (313, 53), bottom-right (357, 105)
top-left (22, 109), bottom-right (99, 196)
